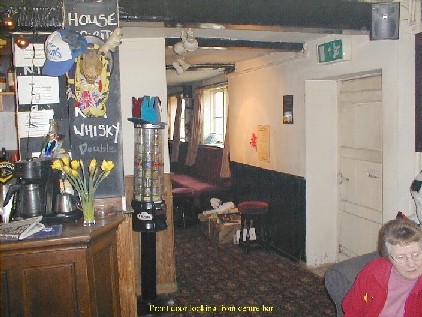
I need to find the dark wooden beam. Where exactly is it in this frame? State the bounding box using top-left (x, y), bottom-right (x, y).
top-left (165, 37), bottom-right (304, 51)
top-left (1, 0), bottom-right (372, 33)
top-left (119, 0), bottom-right (372, 31)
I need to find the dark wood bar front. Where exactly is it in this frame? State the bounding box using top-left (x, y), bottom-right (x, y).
top-left (0, 214), bottom-right (125, 317)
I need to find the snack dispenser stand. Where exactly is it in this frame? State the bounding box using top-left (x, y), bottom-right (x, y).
top-left (129, 120), bottom-right (173, 315)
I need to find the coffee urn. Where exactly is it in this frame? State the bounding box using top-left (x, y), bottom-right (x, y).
top-left (129, 119), bottom-right (173, 315)
top-left (3, 158), bottom-right (57, 218)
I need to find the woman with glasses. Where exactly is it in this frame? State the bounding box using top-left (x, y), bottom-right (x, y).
top-left (343, 218), bottom-right (422, 317)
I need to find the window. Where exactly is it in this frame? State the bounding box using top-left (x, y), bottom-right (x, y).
top-left (202, 85), bottom-right (228, 147)
top-left (168, 95), bottom-right (186, 141)
top-left (167, 85), bottom-right (228, 146)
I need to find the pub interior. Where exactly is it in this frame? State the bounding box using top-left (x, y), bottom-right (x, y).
top-left (0, 0), bottom-right (421, 316)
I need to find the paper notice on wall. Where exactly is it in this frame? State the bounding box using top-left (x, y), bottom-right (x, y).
top-left (13, 43), bottom-right (46, 67)
top-left (257, 125), bottom-right (270, 162)
top-left (17, 76), bottom-right (60, 105)
top-left (17, 109), bottom-right (54, 138)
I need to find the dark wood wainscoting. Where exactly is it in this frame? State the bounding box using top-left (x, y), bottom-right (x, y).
top-left (230, 162), bottom-right (306, 262)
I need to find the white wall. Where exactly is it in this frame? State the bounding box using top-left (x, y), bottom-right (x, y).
top-left (119, 37), bottom-right (169, 175)
top-left (229, 31), bottom-right (417, 265)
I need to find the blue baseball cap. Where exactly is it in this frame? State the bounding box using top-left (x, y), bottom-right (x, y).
top-left (43, 29), bottom-right (87, 76)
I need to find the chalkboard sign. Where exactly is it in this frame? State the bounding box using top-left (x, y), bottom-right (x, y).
top-left (64, 0), bottom-right (124, 198)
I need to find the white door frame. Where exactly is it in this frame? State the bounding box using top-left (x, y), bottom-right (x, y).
top-left (305, 79), bottom-right (339, 267)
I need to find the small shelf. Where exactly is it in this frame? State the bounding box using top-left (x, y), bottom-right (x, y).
top-left (0, 92), bottom-right (15, 95)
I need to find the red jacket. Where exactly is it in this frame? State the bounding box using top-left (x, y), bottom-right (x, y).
top-left (342, 257), bottom-right (422, 317)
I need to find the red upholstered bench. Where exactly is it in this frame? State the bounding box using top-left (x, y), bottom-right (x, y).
top-left (170, 144), bottom-right (232, 209)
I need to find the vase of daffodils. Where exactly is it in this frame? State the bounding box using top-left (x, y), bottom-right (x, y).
top-left (52, 157), bottom-right (114, 226)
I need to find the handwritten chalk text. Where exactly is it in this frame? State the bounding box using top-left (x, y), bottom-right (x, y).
top-left (73, 122), bottom-right (120, 144)
top-left (67, 13), bottom-right (117, 27)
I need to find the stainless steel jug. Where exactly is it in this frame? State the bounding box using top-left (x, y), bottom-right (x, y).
top-left (3, 183), bottom-right (46, 218)
top-left (54, 193), bottom-right (77, 214)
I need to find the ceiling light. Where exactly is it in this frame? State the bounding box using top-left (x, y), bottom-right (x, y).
top-left (172, 61), bottom-right (184, 75)
top-left (173, 41), bottom-right (186, 55)
top-left (176, 58), bottom-right (190, 71)
top-left (15, 34), bottom-right (30, 49)
top-left (173, 28), bottom-right (199, 55)
top-left (183, 29), bottom-right (198, 52)
top-left (3, 12), bottom-right (16, 30)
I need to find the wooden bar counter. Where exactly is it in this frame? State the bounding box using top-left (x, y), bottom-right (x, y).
top-left (0, 214), bottom-right (125, 317)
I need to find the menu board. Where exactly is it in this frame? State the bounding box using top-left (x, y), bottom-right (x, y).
top-left (64, 0), bottom-right (124, 198)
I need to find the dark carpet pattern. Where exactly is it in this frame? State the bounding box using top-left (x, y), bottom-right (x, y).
top-left (162, 224), bottom-right (336, 317)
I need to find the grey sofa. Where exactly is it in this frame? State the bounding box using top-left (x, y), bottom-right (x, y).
top-left (324, 251), bottom-right (380, 317)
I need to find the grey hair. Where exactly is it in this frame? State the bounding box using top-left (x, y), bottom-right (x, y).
top-left (378, 219), bottom-right (422, 258)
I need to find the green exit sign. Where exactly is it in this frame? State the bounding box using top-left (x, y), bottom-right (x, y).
top-left (317, 39), bottom-right (350, 63)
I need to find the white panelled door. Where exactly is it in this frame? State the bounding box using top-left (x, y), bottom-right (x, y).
top-left (337, 75), bottom-right (383, 260)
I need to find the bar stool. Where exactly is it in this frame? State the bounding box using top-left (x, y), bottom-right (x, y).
top-left (172, 187), bottom-right (195, 228)
top-left (238, 200), bottom-right (269, 252)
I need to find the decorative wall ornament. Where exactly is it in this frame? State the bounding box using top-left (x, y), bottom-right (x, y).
top-left (67, 28), bottom-right (122, 117)
top-left (250, 132), bottom-right (257, 151)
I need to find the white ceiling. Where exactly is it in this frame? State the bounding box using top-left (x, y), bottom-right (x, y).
top-left (122, 22), bottom-right (365, 87)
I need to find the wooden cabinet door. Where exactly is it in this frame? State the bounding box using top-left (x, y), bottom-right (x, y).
top-left (1, 250), bottom-right (88, 317)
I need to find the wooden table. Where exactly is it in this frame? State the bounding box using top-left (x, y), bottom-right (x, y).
top-left (0, 214), bottom-right (125, 317)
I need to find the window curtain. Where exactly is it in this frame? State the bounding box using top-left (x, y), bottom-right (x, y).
top-left (220, 108), bottom-right (231, 178)
top-left (170, 96), bottom-right (182, 162)
top-left (185, 90), bottom-right (203, 166)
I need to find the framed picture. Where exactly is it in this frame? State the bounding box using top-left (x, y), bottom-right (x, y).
top-left (283, 95), bottom-right (294, 124)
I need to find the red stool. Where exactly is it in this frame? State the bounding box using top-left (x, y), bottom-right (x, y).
top-left (238, 201), bottom-right (269, 252)
top-left (172, 188), bottom-right (195, 228)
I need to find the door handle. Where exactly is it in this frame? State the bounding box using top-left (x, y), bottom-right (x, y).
top-left (338, 171), bottom-right (349, 184)
top-left (367, 170), bottom-right (379, 179)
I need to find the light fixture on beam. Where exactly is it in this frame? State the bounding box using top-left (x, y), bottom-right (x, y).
top-left (172, 61), bottom-right (183, 75)
top-left (172, 58), bottom-right (190, 75)
top-left (15, 34), bottom-right (30, 49)
top-left (177, 58), bottom-right (190, 71)
top-left (183, 29), bottom-right (198, 52)
top-left (172, 28), bottom-right (198, 55)
top-left (3, 11), bottom-right (16, 30)
top-left (173, 41), bottom-right (186, 55)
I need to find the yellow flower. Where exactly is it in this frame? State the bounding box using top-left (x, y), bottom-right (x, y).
top-left (51, 157), bottom-right (115, 202)
top-left (63, 166), bottom-right (72, 175)
top-left (101, 160), bottom-right (114, 172)
top-left (51, 159), bottom-right (63, 171)
top-left (61, 156), bottom-right (70, 167)
top-left (71, 160), bottom-right (80, 170)
top-left (89, 159), bottom-right (97, 174)
top-left (70, 169), bottom-right (79, 178)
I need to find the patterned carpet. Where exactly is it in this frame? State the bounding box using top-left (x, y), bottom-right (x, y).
top-left (159, 223), bottom-right (336, 317)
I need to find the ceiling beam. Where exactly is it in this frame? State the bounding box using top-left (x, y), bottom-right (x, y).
top-left (165, 37), bottom-right (304, 51)
top-left (119, 0), bottom-right (372, 31)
